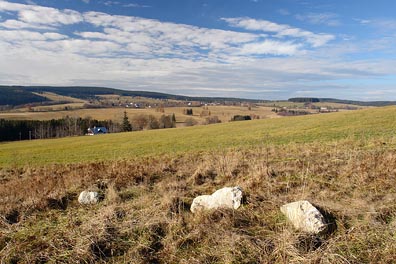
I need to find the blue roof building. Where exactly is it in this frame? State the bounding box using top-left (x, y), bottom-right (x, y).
top-left (87, 126), bottom-right (108, 135)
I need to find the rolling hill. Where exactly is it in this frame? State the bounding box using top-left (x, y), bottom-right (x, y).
top-left (2, 85), bottom-right (396, 108)
top-left (1, 106), bottom-right (396, 263)
top-left (0, 86), bottom-right (50, 106)
top-left (0, 85), bottom-right (263, 107)
top-left (289, 97), bottom-right (396, 106)
top-left (1, 106), bottom-right (395, 167)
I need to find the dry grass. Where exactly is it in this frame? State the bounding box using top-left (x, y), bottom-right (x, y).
top-left (32, 92), bottom-right (86, 103)
top-left (0, 105), bottom-right (278, 124)
top-left (1, 136), bottom-right (396, 263)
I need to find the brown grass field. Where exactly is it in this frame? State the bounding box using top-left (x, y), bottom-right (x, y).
top-left (0, 105), bottom-right (279, 125)
top-left (1, 107), bottom-right (396, 263)
top-left (0, 91), bottom-right (365, 126)
top-left (32, 92), bottom-right (87, 103)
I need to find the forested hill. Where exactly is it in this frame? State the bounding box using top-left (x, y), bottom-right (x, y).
top-left (0, 86), bottom-right (262, 106)
top-left (288, 97), bottom-right (396, 107)
top-left (2, 86), bottom-right (395, 107)
top-left (0, 86), bottom-right (50, 106)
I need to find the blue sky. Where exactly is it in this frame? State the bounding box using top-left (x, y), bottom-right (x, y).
top-left (0, 0), bottom-right (396, 100)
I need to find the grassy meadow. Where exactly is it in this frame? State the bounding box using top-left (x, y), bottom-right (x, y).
top-left (0, 106), bottom-right (395, 167)
top-left (1, 106), bottom-right (396, 263)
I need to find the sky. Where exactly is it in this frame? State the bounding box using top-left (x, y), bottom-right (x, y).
top-left (0, 0), bottom-right (396, 100)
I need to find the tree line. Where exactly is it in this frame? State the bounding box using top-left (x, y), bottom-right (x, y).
top-left (122, 112), bottom-right (176, 131)
top-left (0, 117), bottom-right (119, 142)
top-left (0, 113), bottom-right (177, 142)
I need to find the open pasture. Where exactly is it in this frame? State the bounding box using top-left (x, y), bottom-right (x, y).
top-left (1, 106), bottom-right (395, 167)
top-left (1, 107), bottom-right (396, 263)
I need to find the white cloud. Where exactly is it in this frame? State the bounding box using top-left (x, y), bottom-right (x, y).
top-left (223, 17), bottom-right (285, 32)
top-left (354, 18), bottom-right (371, 25)
top-left (31, 39), bottom-right (122, 55)
top-left (82, 11), bottom-right (261, 56)
top-left (295, 12), bottom-right (341, 26)
top-left (0, 1), bottom-right (83, 26)
top-left (18, 8), bottom-right (83, 25)
top-left (123, 3), bottom-right (150, 8)
top-left (222, 17), bottom-right (335, 47)
top-left (42, 32), bottom-right (68, 40)
top-left (0, 2), bottom-right (321, 57)
top-left (0, 30), bottom-right (54, 42)
top-left (1, 1), bottom-right (394, 100)
top-left (238, 40), bottom-right (301, 56)
top-left (0, 19), bottom-right (54, 29)
top-left (100, 1), bottom-right (149, 8)
top-left (102, 1), bottom-right (119, 6)
top-left (0, 1), bottom-right (29, 12)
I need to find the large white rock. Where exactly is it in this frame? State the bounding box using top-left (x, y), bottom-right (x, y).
top-left (78, 191), bottom-right (100, 205)
top-left (190, 186), bottom-right (243, 213)
top-left (280, 200), bottom-right (326, 234)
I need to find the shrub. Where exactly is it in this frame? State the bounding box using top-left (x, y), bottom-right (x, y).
top-left (185, 118), bottom-right (198, 127)
top-left (231, 115), bottom-right (251, 121)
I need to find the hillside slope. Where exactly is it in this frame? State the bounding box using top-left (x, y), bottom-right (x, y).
top-left (0, 86), bottom-right (49, 106)
top-left (1, 106), bottom-right (396, 167)
top-left (0, 86), bottom-right (261, 106)
top-left (1, 107), bottom-right (396, 263)
top-left (289, 97), bottom-right (396, 106)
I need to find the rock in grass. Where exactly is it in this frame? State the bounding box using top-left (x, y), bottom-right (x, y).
top-left (280, 200), bottom-right (326, 234)
top-left (190, 186), bottom-right (243, 213)
top-left (78, 191), bottom-right (100, 205)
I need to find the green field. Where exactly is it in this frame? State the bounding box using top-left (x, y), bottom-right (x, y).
top-left (1, 106), bottom-right (396, 167)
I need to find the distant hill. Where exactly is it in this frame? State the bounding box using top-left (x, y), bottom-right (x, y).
top-left (2, 86), bottom-right (394, 108)
top-left (0, 86), bottom-right (262, 106)
top-left (0, 86), bottom-right (50, 106)
top-left (288, 97), bottom-right (396, 107)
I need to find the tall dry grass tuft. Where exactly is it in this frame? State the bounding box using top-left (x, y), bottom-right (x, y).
top-left (2, 137), bottom-right (396, 262)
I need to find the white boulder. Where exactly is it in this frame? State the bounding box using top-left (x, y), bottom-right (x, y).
top-left (78, 191), bottom-right (100, 205)
top-left (190, 186), bottom-right (243, 213)
top-left (280, 200), bottom-right (326, 234)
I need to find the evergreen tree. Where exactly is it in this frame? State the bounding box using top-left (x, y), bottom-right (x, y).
top-left (171, 113), bottom-right (176, 127)
top-left (122, 111), bottom-right (132, 131)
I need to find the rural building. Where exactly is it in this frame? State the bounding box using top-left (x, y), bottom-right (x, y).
top-left (87, 126), bottom-right (108, 135)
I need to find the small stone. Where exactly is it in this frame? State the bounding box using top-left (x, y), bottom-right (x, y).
top-left (280, 200), bottom-right (326, 234)
top-left (190, 186), bottom-right (243, 213)
top-left (78, 191), bottom-right (100, 205)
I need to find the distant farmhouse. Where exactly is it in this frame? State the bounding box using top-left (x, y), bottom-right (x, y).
top-left (87, 126), bottom-right (108, 135)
